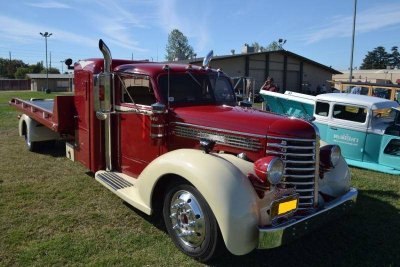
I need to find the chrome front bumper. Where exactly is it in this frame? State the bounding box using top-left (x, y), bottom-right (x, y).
top-left (258, 188), bottom-right (358, 249)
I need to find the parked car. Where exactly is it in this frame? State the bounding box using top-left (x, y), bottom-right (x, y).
top-left (260, 91), bottom-right (400, 174)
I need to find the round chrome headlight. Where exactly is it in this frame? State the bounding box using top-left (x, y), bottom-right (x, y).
top-left (330, 145), bottom-right (341, 167)
top-left (267, 157), bottom-right (284, 185)
top-left (320, 145), bottom-right (341, 168)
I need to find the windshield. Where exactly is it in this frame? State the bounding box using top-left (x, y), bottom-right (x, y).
top-left (158, 73), bottom-right (236, 106)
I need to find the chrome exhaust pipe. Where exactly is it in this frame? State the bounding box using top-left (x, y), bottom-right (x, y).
top-left (98, 39), bottom-right (113, 171)
top-left (99, 39), bottom-right (112, 73)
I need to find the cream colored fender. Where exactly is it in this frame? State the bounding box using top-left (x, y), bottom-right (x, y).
top-left (19, 114), bottom-right (59, 142)
top-left (318, 141), bottom-right (351, 198)
top-left (135, 149), bottom-right (260, 256)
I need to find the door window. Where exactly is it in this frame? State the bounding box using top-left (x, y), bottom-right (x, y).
top-left (315, 102), bottom-right (329, 117)
top-left (121, 75), bottom-right (156, 106)
top-left (333, 104), bottom-right (367, 123)
top-left (384, 139), bottom-right (400, 156)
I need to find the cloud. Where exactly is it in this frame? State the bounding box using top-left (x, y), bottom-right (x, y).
top-left (302, 3), bottom-right (400, 44)
top-left (82, 0), bottom-right (152, 53)
top-left (0, 15), bottom-right (95, 45)
top-left (26, 1), bottom-right (71, 9)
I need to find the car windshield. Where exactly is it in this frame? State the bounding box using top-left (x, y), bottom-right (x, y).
top-left (158, 73), bottom-right (236, 106)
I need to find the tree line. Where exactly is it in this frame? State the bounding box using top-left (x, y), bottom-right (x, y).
top-left (360, 46), bottom-right (399, 70)
top-left (0, 59), bottom-right (60, 79)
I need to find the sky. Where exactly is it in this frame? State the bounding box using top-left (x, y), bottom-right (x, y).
top-left (0, 0), bottom-right (399, 73)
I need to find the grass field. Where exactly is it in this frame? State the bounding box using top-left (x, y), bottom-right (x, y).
top-left (1, 91), bottom-right (399, 266)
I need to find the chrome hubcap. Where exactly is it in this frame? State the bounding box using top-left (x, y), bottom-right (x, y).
top-left (169, 190), bottom-right (205, 247)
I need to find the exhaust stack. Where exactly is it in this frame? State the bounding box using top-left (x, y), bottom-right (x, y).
top-left (98, 39), bottom-right (113, 171)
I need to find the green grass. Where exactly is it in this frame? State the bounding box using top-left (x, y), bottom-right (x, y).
top-left (1, 91), bottom-right (399, 266)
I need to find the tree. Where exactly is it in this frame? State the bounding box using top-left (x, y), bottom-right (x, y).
top-left (15, 62), bottom-right (45, 79)
top-left (388, 46), bottom-right (400, 69)
top-left (0, 58), bottom-right (27, 78)
top-left (165, 29), bottom-right (195, 61)
top-left (251, 42), bottom-right (265, 52)
top-left (265, 41), bottom-right (281, 51)
top-left (360, 46), bottom-right (390, 69)
top-left (41, 67), bottom-right (60, 74)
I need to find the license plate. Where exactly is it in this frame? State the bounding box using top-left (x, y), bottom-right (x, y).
top-left (278, 199), bottom-right (298, 215)
top-left (271, 195), bottom-right (299, 217)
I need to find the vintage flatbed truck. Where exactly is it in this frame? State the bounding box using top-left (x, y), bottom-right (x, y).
top-left (10, 40), bottom-right (357, 262)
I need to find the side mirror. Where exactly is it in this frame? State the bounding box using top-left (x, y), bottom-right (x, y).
top-left (238, 100), bottom-right (252, 108)
top-left (65, 58), bottom-right (74, 70)
top-left (150, 103), bottom-right (167, 140)
top-left (151, 102), bottom-right (166, 113)
top-left (94, 73), bottom-right (113, 120)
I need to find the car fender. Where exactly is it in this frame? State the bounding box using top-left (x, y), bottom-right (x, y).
top-left (136, 149), bottom-right (260, 255)
top-left (319, 141), bottom-right (351, 197)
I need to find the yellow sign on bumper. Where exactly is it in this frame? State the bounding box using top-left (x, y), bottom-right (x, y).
top-left (278, 199), bottom-right (298, 215)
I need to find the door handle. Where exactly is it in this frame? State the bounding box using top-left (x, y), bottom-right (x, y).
top-left (330, 127), bottom-right (338, 130)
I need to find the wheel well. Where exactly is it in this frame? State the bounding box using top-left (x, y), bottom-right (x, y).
top-left (151, 174), bottom-right (191, 217)
top-left (22, 121), bottom-right (27, 136)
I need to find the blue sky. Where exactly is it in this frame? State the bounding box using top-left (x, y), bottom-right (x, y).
top-left (0, 0), bottom-right (399, 72)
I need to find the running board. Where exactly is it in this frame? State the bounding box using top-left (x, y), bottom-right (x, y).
top-left (95, 170), bottom-right (151, 215)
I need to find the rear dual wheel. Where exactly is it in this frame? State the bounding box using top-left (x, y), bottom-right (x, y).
top-left (24, 132), bottom-right (37, 152)
top-left (163, 183), bottom-right (221, 262)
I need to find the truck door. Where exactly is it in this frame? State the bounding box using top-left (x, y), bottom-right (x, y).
top-left (116, 74), bottom-right (161, 177)
top-left (326, 103), bottom-right (368, 161)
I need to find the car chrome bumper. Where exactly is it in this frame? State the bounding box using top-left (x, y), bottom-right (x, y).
top-left (258, 187), bottom-right (358, 249)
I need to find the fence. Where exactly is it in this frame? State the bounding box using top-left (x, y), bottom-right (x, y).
top-left (0, 79), bottom-right (30, 91)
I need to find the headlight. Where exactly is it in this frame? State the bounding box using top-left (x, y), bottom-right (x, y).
top-left (320, 145), bottom-right (341, 168)
top-left (267, 157), bottom-right (284, 184)
top-left (254, 156), bottom-right (284, 185)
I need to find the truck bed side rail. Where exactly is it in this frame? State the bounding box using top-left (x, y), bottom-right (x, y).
top-left (9, 96), bottom-right (75, 134)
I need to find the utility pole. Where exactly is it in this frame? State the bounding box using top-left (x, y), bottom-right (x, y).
top-left (50, 52), bottom-right (52, 69)
top-left (40, 32), bottom-right (52, 92)
top-left (60, 60), bottom-right (64, 73)
top-left (9, 51), bottom-right (11, 61)
top-left (349, 0), bottom-right (357, 82)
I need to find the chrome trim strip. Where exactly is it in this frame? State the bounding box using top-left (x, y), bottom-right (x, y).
top-left (172, 122), bottom-right (265, 138)
top-left (284, 174), bottom-right (315, 178)
top-left (267, 143), bottom-right (315, 150)
top-left (115, 105), bottom-right (153, 115)
top-left (173, 124), bottom-right (262, 151)
top-left (150, 133), bottom-right (165, 138)
top-left (266, 150), bottom-right (315, 157)
top-left (150, 124), bottom-right (167, 128)
top-left (283, 160), bottom-right (315, 164)
top-left (285, 167), bottom-right (315, 171)
top-left (267, 136), bottom-right (316, 142)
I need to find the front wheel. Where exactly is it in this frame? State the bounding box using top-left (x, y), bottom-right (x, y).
top-left (163, 183), bottom-right (221, 262)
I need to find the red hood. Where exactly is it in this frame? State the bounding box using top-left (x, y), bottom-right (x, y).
top-left (171, 105), bottom-right (316, 139)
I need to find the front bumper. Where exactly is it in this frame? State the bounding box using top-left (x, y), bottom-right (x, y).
top-left (258, 187), bottom-right (358, 249)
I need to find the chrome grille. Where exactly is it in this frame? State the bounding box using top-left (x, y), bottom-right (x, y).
top-left (173, 125), bottom-right (262, 151)
top-left (266, 136), bottom-right (318, 211)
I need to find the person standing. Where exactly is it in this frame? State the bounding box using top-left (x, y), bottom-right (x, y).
top-left (261, 77), bottom-right (279, 92)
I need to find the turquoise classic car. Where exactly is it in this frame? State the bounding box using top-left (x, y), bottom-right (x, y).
top-left (260, 91), bottom-right (400, 174)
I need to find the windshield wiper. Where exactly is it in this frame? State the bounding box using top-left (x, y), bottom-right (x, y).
top-left (186, 71), bottom-right (202, 88)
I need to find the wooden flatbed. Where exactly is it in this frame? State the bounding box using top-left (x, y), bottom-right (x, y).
top-left (9, 96), bottom-right (75, 134)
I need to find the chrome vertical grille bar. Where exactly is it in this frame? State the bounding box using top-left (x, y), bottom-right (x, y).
top-left (267, 135), bottom-right (318, 211)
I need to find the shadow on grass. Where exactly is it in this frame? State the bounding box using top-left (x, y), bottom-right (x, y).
top-left (33, 141), bottom-right (66, 157)
top-left (120, 189), bottom-right (400, 267)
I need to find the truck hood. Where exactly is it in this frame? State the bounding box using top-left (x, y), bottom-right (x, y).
top-left (171, 105), bottom-right (317, 139)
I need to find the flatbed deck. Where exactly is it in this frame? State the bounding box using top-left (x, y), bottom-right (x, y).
top-left (10, 96), bottom-right (75, 134)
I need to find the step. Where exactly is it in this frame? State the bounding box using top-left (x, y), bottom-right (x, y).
top-left (95, 170), bottom-right (150, 215)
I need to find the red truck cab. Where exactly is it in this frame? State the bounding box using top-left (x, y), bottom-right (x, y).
top-left (10, 40), bottom-right (357, 262)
